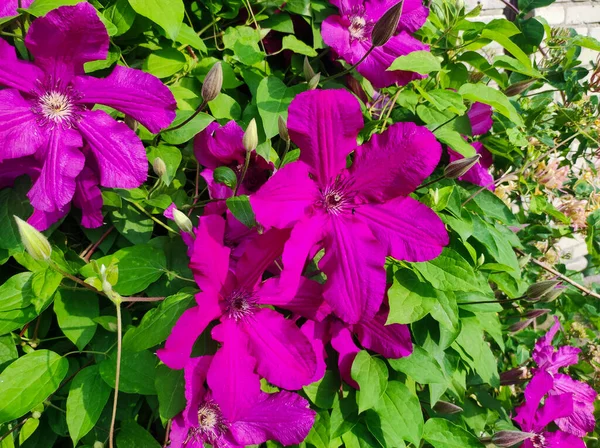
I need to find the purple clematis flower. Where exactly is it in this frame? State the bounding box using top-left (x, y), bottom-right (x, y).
top-left (170, 334), bottom-right (314, 448)
top-left (249, 89), bottom-right (448, 324)
top-left (0, 0), bottom-right (33, 19)
top-left (321, 0), bottom-right (429, 88)
top-left (157, 215), bottom-right (327, 390)
top-left (513, 371), bottom-right (586, 448)
top-left (0, 3), bottom-right (176, 230)
top-left (531, 317), bottom-right (597, 437)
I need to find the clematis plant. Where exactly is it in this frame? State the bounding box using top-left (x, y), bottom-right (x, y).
top-left (0, 3), bottom-right (176, 229)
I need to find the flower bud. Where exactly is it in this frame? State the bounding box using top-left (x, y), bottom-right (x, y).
top-left (307, 73), bottom-right (320, 90)
top-left (14, 216), bottom-right (52, 261)
top-left (94, 442), bottom-right (105, 448)
top-left (32, 411), bottom-right (42, 419)
top-left (278, 115), bottom-right (290, 142)
top-left (509, 318), bottom-right (534, 333)
top-left (202, 62), bottom-right (223, 103)
top-left (523, 308), bottom-right (551, 319)
top-left (444, 154), bottom-right (481, 179)
top-left (303, 56), bottom-right (315, 82)
top-left (540, 287), bottom-right (564, 303)
top-left (500, 366), bottom-right (528, 385)
top-left (213, 166), bottom-right (238, 190)
top-left (124, 115), bottom-right (138, 132)
top-left (152, 157), bottom-right (167, 178)
top-left (503, 79), bottom-right (537, 97)
top-left (172, 208), bottom-right (193, 234)
top-left (371, 1), bottom-right (404, 47)
top-left (526, 280), bottom-right (561, 299)
top-left (432, 400), bottom-right (463, 415)
top-left (243, 118), bottom-right (258, 152)
top-left (492, 430), bottom-right (535, 447)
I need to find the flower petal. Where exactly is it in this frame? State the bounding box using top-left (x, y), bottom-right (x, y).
top-left (355, 196), bottom-right (448, 262)
top-left (321, 16), bottom-right (365, 66)
top-left (448, 142), bottom-right (495, 191)
top-left (243, 308), bottom-right (317, 390)
top-left (536, 393), bottom-right (574, 429)
top-left (351, 121), bottom-right (442, 202)
top-left (0, 89), bottom-right (46, 162)
top-left (231, 391), bottom-right (315, 446)
top-left (330, 321), bottom-right (360, 388)
top-left (28, 127), bottom-right (84, 212)
top-left (73, 166), bottom-right (103, 228)
top-left (353, 307), bottom-right (412, 358)
top-left (72, 66), bottom-right (176, 133)
top-left (76, 109), bottom-right (147, 189)
top-left (514, 371), bottom-right (554, 431)
top-left (182, 356), bottom-right (212, 428)
top-left (468, 102), bottom-right (493, 136)
top-left (364, 0), bottom-right (428, 32)
top-left (201, 168), bottom-right (233, 202)
top-left (551, 374), bottom-right (597, 437)
top-left (543, 431), bottom-right (586, 448)
top-left (0, 39), bottom-right (44, 92)
top-left (28, 207), bottom-right (69, 231)
top-left (25, 3), bottom-right (109, 81)
top-left (250, 161), bottom-right (319, 229)
top-left (194, 121), bottom-right (245, 169)
top-left (300, 320), bottom-right (328, 383)
top-left (0, 156), bottom-right (40, 189)
top-left (320, 215), bottom-right (386, 324)
top-left (258, 277), bottom-right (331, 322)
top-left (287, 89), bottom-right (363, 185)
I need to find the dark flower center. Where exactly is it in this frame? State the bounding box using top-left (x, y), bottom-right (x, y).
top-left (530, 433), bottom-right (546, 448)
top-left (185, 401), bottom-right (227, 446)
top-left (345, 7), bottom-right (373, 41)
top-left (31, 79), bottom-right (83, 129)
top-left (224, 289), bottom-right (258, 321)
top-left (318, 176), bottom-right (355, 215)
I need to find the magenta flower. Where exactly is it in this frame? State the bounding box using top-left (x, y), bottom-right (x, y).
top-left (513, 371), bottom-right (586, 448)
top-left (0, 3), bottom-right (176, 230)
top-left (170, 336), bottom-right (314, 448)
top-left (0, 0), bottom-right (33, 18)
top-left (194, 121), bottom-right (273, 215)
top-left (249, 89), bottom-right (448, 324)
top-left (157, 215), bottom-right (325, 390)
top-left (321, 0), bottom-right (429, 88)
top-left (531, 317), bottom-right (597, 437)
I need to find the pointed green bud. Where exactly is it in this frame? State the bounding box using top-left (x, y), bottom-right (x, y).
top-left (93, 442), bottom-right (105, 448)
top-left (202, 62), bottom-right (223, 103)
top-left (14, 216), bottom-right (52, 261)
top-left (432, 400), bottom-right (463, 415)
top-left (526, 280), bottom-right (561, 299)
top-left (243, 118), bottom-right (258, 152)
top-left (172, 208), bottom-right (193, 234)
top-left (278, 115), bottom-right (290, 142)
top-left (152, 157), bottom-right (167, 178)
top-left (213, 166), bottom-right (238, 190)
top-left (303, 56), bottom-right (315, 82)
top-left (371, 1), bottom-right (404, 47)
top-left (492, 430), bottom-right (535, 447)
top-left (307, 72), bottom-right (320, 90)
top-left (444, 154), bottom-right (481, 179)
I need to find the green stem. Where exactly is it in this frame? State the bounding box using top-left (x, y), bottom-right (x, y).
top-left (161, 100), bottom-right (207, 133)
top-left (130, 202), bottom-right (178, 234)
top-left (278, 139), bottom-right (291, 169)
top-left (108, 301), bottom-right (122, 448)
top-left (321, 45), bottom-right (376, 82)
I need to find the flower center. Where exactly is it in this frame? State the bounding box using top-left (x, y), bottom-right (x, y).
top-left (39, 91), bottom-right (74, 121)
top-left (318, 177), bottom-right (355, 215)
top-left (185, 401), bottom-right (227, 445)
top-left (346, 8), bottom-right (372, 41)
top-left (224, 289), bottom-right (258, 321)
top-left (530, 433), bottom-right (546, 448)
top-left (31, 79), bottom-right (84, 129)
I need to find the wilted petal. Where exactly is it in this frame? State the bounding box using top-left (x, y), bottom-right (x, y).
top-left (259, 277), bottom-right (331, 322)
top-left (468, 102), bottom-right (493, 135)
top-left (320, 215), bottom-right (386, 324)
top-left (76, 110), bottom-right (147, 188)
top-left (543, 431), bottom-right (586, 448)
top-left (353, 308), bottom-right (412, 358)
top-left (355, 196), bottom-right (448, 262)
top-left (0, 39), bottom-right (44, 92)
top-left (231, 391), bottom-right (315, 446)
top-left (73, 166), bottom-right (103, 228)
top-left (72, 66), bottom-right (176, 133)
top-left (330, 321), bottom-right (360, 388)
top-left (351, 121), bottom-right (442, 202)
top-left (25, 3), bottom-right (109, 81)
top-left (243, 308), bottom-right (317, 390)
top-left (28, 128), bottom-right (84, 212)
top-left (194, 121), bottom-right (245, 169)
top-left (250, 161), bottom-right (319, 229)
top-left (287, 89), bottom-right (363, 185)
top-left (0, 89), bottom-right (46, 162)
top-left (189, 215), bottom-right (231, 293)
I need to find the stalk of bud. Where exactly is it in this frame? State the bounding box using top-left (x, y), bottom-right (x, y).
top-left (308, 73), bottom-right (320, 90)
top-left (213, 166), bottom-right (238, 190)
top-left (243, 119), bottom-right (258, 152)
top-left (371, 1), bottom-right (404, 47)
top-left (432, 401), bottom-right (463, 415)
top-left (278, 116), bottom-right (290, 142)
top-left (303, 56), bottom-right (316, 82)
top-left (444, 154), bottom-right (481, 179)
top-left (526, 280), bottom-right (561, 299)
top-left (172, 208), bottom-right (194, 234)
top-left (202, 62), bottom-right (223, 103)
top-left (491, 430), bottom-right (535, 447)
top-left (152, 157), bottom-right (167, 178)
top-left (14, 216), bottom-right (52, 261)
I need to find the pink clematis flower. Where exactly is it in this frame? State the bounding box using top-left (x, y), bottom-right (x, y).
top-left (321, 0), bottom-right (429, 88)
top-left (170, 333), bottom-right (314, 448)
top-left (0, 3), bottom-right (176, 230)
top-left (249, 89), bottom-right (448, 324)
top-left (513, 371), bottom-right (586, 448)
top-left (158, 215), bottom-right (326, 390)
top-left (531, 317), bottom-right (597, 437)
top-left (0, 0), bottom-right (33, 19)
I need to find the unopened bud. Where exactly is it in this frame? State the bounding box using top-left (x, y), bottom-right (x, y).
top-left (540, 287), bottom-right (564, 303)
top-left (307, 73), bottom-right (320, 90)
top-left (303, 56), bottom-right (315, 82)
top-left (504, 79), bottom-right (537, 97)
top-left (152, 157), bottom-right (167, 178)
top-left (500, 366), bottom-right (529, 385)
top-left (526, 280), bottom-right (561, 299)
top-left (213, 166), bottom-right (238, 190)
top-left (278, 116), bottom-right (289, 142)
top-left (509, 319), bottom-right (533, 333)
top-left (444, 154), bottom-right (481, 179)
top-left (31, 411), bottom-right (42, 419)
top-left (492, 430), bottom-right (535, 447)
top-left (14, 216), bottom-right (52, 261)
top-left (518, 253), bottom-right (531, 268)
top-left (202, 62), bottom-right (223, 103)
top-left (524, 308), bottom-right (551, 319)
top-left (124, 115), bottom-right (138, 132)
top-left (172, 208), bottom-right (193, 234)
top-left (432, 400), bottom-right (463, 415)
top-left (243, 119), bottom-right (258, 152)
top-left (371, 1), bottom-right (404, 47)
top-left (93, 442), bottom-right (105, 448)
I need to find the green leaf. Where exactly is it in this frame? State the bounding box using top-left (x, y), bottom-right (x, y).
top-left (453, 318), bottom-right (500, 387)
top-left (342, 422), bottom-right (386, 448)
top-left (481, 29), bottom-right (539, 76)
top-left (147, 145), bottom-right (182, 186)
top-left (226, 195), bottom-right (256, 228)
top-left (412, 249), bottom-right (485, 293)
top-left (423, 418), bottom-right (484, 448)
top-left (303, 370), bottom-right (340, 409)
top-left (433, 128), bottom-right (477, 157)
top-left (430, 290), bottom-right (459, 335)
top-left (0, 350), bottom-right (68, 424)
top-left (572, 35), bottom-right (600, 51)
top-left (110, 203), bottom-right (154, 245)
top-left (116, 420), bottom-right (161, 448)
top-left (143, 48), bottom-right (186, 79)
top-left (518, 0), bottom-right (555, 13)
top-left (351, 351), bottom-right (388, 413)
top-left (387, 269), bottom-right (436, 324)
top-left (0, 187), bottom-right (31, 253)
top-left (155, 365), bottom-right (186, 419)
top-left (281, 35), bottom-right (317, 56)
top-left (0, 273), bottom-right (34, 312)
top-left (222, 26), bottom-right (265, 65)
top-left (256, 77), bottom-right (304, 139)
top-left (99, 349), bottom-right (157, 395)
top-left (470, 216), bottom-right (520, 278)
top-left (208, 94), bottom-right (242, 121)
top-left (127, 0), bottom-right (184, 40)
top-left (162, 111), bottom-right (214, 144)
top-left (365, 381), bottom-right (423, 446)
top-left (389, 346), bottom-right (446, 384)
top-left (53, 289), bottom-right (99, 351)
top-left (330, 391), bottom-right (359, 438)
top-left (0, 335), bottom-right (18, 369)
top-left (103, 0), bottom-right (136, 36)
top-left (66, 365), bottom-right (111, 446)
top-left (459, 83), bottom-right (523, 127)
top-left (176, 23), bottom-right (208, 53)
top-left (25, 0), bottom-right (84, 16)
top-left (18, 418), bottom-right (39, 445)
top-left (305, 410), bottom-right (330, 448)
top-left (388, 51), bottom-right (441, 73)
top-left (424, 90), bottom-right (467, 115)
top-left (122, 292), bottom-right (193, 352)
